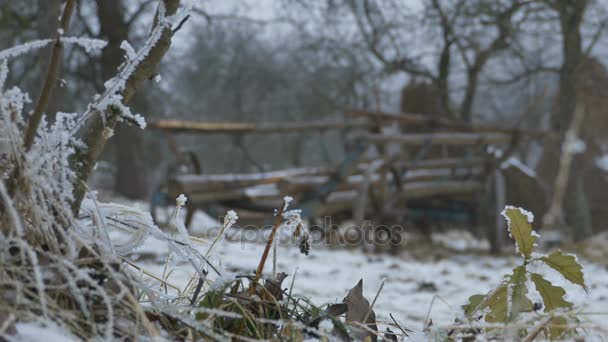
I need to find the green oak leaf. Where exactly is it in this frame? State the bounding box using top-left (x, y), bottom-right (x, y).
top-left (530, 273), bottom-right (573, 311)
top-left (464, 267), bottom-right (533, 323)
top-left (463, 294), bottom-right (486, 317)
top-left (485, 285), bottom-right (508, 323)
top-left (502, 206), bottom-right (537, 259)
top-left (509, 266), bottom-right (533, 321)
top-left (540, 250), bottom-right (587, 291)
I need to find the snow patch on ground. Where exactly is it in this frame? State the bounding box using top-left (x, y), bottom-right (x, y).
top-left (128, 236), bottom-right (608, 334)
top-left (14, 321), bottom-right (78, 342)
top-left (107, 204), bottom-right (608, 337)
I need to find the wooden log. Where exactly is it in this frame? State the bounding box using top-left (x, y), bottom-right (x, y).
top-left (391, 157), bottom-right (485, 170)
top-left (346, 110), bottom-right (551, 138)
top-left (284, 181), bottom-right (483, 216)
top-left (171, 183), bottom-right (281, 204)
top-left (358, 157), bottom-right (486, 172)
top-left (148, 119), bottom-right (373, 134)
top-left (397, 180), bottom-right (482, 202)
top-left (277, 168), bottom-right (481, 194)
top-left (358, 132), bottom-right (511, 146)
top-left (170, 167), bottom-right (331, 194)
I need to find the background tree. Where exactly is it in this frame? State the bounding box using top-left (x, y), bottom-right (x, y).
top-left (283, 0), bottom-right (531, 122)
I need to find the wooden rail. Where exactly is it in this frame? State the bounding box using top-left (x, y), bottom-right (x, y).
top-left (346, 110), bottom-right (551, 138)
top-left (168, 167), bottom-right (332, 194)
top-left (358, 132), bottom-right (511, 146)
top-left (148, 119), bottom-right (373, 134)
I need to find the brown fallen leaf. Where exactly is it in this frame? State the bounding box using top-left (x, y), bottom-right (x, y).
top-left (343, 279), bottom-right (378, 342)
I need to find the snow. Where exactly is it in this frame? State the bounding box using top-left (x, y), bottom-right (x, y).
top-left (119, 210), bottom-right (608, 337)
top-left (120, 40), bottom-right (137, 61)
top-left (283, 195), bottom-right (294, 210)
top-left (597, 154), bottom-right (608, 171)
top-left (244, 183), bottom-right (279, 197)
top-left (501, 157), bottom-right (537, 178)
top-left (14, 321), bottom-right (78, 342)
top-left (563, 134), bottom-right (586, 154)
top-left (318, 319), bottom-right (334, 333)
top-left (501, 205), bottom-right (535, 224)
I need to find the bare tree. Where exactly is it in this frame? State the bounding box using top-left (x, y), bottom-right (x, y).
top-left (344, 0), bottom-right (530, 122)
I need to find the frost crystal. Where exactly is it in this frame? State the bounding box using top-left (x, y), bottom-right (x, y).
top-left (282, 209), bottom-right (303, 232)
top-left (224, 210), bottom-right (239, 229)
top-left (61, 37), bottom-right (107, 53)
top-left (98, 93), bottom-right (146, 129)
top-left (120, 41), bottom-right (137, 61)
top-left (283, 196), bottom-right (294, 211)
top-left (501, 205), bottom-right (534, 224)
top-left (176, 194), bottom-right (187, 207)
top-left (131, 113), bottom-right (147, 129)
top-left (72, 4), bottom-right (174, 133)
top-left (0, 39), bottom-right (53, 60)
top-left (0, 37), bottom-right (105, 61)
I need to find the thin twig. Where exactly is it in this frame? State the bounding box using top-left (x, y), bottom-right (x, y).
top-left (523, 315), bottom-right (554, 342)
top-left (24, 0), bottom-right (76, 150)
top-left (389, 313), bottom-right (412, 336)
top-left (190, 276), bottom-right (205, 305)
top-left (362, 278), bottom-right (385, 324)
top-left (172, 14), bottom-right (190, 33)
top-left (120, 256), bottom-right (181, 293)
top-left (249, 200), bottom-right (287, 294)
top-left (272, 235), bottom-right (277, 278)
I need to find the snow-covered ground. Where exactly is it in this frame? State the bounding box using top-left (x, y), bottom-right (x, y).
top-left (117, 207), bottom-right (608, 339)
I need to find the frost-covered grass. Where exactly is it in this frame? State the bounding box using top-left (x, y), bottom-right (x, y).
top-left (0, 2), bottom-right (199, 340)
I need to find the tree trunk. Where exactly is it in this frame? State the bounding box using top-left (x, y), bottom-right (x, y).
top-left (113, 125), bottom-right (148, 198)
top-left (97, 0), bottom-right (148, 199)
top-left (554, 1), bottom-right (593, 241)
top-left (71, 0), bottom-right (180, 212)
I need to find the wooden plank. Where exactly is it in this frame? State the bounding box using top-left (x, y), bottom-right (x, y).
top-left (277, 168), bottom-right (481, 194)
top-left (347, 110), bottom-right (550, 138)
top-left (148, 119), bottom-right (373, 134)
top-left (283, 181), bottom-right (483, 215)
top-left (392, 157), bottom-right (485, 170)
top-left (170, 167), bottom-right (331, 194)
top-left (359, 157), bottom-right (485, 172)
top-left (397, 180), bottom-right (482, 202)
top-left (358, 132), bottom-right (511, 146)
top-left (173, 183), bottom-right (281, 204)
